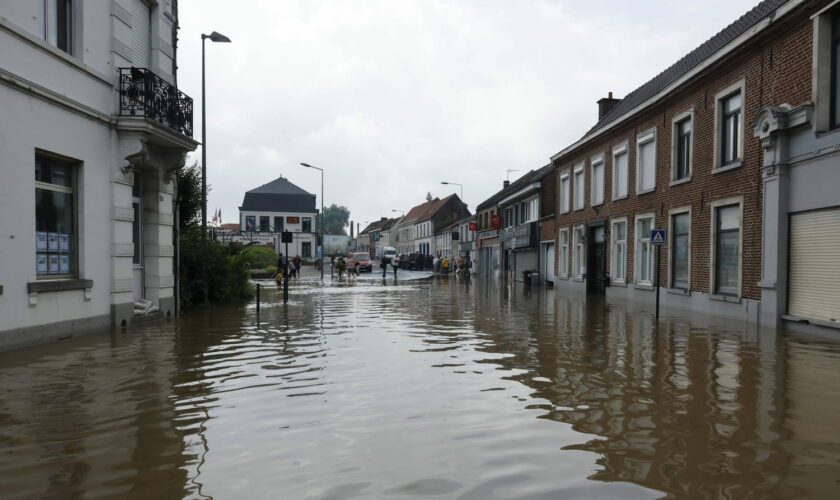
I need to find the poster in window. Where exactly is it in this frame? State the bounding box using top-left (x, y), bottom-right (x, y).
top-left (59, 233), bottom-right (70, 251)
top-left (37, 253), bottom-right (48, 273)
top-left (60, 254), bottom-right (70, 274)
top-left (48, 254), bottom-right (59, 274)
top-left (37, 232), bottom-right (48, 251)
top-left (47, 232), bottom-right (58, 251)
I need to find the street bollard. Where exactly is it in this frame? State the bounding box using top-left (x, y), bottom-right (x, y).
top-left (256, 283), bottom-right (261, 313)
top-left (283, 275), bottom-right (289, 304)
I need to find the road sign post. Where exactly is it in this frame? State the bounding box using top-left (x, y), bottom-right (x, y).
top-left (651, 228), bottom-right (667, 322)
top-left (282, 231), bottom-right (293, 304)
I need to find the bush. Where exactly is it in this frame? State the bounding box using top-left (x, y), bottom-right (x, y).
top-left (242, 245), bottom-right (278, 269)
top-left (179, 228), bottom-right (253, 310)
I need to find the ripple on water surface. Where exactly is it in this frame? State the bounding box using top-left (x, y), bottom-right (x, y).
top-left (1, 278), bottom-right (840, 499)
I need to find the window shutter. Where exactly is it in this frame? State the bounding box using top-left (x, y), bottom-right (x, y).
top-left (129, 0), bottom-right (152, 68)
top-left (788, 208), bottom-right (840, 323)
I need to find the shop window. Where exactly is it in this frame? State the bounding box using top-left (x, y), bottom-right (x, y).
top-left (35, 152), bottom-right (78, 278)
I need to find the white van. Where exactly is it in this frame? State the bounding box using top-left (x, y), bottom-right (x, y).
top-left (383, 246), bottom-right (397, 264)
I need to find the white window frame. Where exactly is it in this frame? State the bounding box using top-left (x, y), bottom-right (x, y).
top-left (611, 141), bottom-right (629, 201)
top-left (670, 109), bottom-right (694, 185)
top-left (634, 213), bottom-right (655, 286)
top-left (709, 196), bottom-right (743, 298)
top-left (668, 206), bottom-right (692, 291)
top-left (573, 163), bottom-right (585, 210)
top-left (712, 79), bottom-right (746, 173)
top-left (559, 170), bottom-right (570, 214)
top-left (635, 128), bottom-right (657, 195)
top-left (558, 227), bottom-right (569, 278)
top-left (590, 153), bottom-right (605, 206)
top-left (610, 217), bottom-right (628, 285)
top-left (35, 151), bottom-right (79, 279)
top-left (572, 224), bottom-right (585, 280)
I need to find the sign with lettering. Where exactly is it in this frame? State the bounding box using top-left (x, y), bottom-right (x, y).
top-left (491, 215), bottom-right (502, 230)
top-left (468, 222), bottom-right (477, 232)
top-left (501, 222), bottom-right (537, 249)
top-left (286, 216), bottom-right (300, 224)
top-left (477, 229), bottom-right (498, 240)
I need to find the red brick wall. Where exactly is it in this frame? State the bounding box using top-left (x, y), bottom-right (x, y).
top-left (553, 12), bottom-right (814, 301)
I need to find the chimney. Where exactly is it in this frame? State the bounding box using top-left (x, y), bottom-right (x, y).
top-left (503, 180), bottom-right (510, 189)
top-left (350, 220), bottom-right (354, 238)
top-left (597, 91), bottom-right (620, 120)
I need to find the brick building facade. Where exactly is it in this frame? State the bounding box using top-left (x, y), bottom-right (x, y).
top-left (551, 0), bottom-right (831, 326)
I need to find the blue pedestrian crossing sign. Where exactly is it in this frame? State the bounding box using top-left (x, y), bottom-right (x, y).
top-left (651, 228), bottom-right (667, 246)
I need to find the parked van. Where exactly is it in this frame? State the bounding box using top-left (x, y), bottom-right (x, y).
top-left (383, 246), bottom-right (397, 264)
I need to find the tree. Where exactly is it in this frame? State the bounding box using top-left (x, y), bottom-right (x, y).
top-left (321, 204), bottom-right (350, 235)
top-left (176, 161), bottom-right (202, 230)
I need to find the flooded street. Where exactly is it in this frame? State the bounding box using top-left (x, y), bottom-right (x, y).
top-left (2, 276), bottom-right (840, 499)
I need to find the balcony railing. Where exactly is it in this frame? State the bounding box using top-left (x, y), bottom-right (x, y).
top-left (118, 67), bottom-right (194, 137)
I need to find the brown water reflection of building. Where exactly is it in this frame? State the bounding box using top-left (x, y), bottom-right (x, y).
top-left (471, 285), bottom-right (840, 499)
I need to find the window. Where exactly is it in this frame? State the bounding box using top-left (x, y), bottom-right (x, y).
top-left (505, 207), bottom-right (514, 228)
top-left (560, 172), bottom-right (570, 213)
top-left (714, 81), bottom-right (745, 170)
top-left (45, 0), bottom-right (73, 54)
top-left (635, 215), bottom-right (654, 285)
top-left (611, 219), bottom-right (627, 283)
top-left (636, 129), bottom-right (656, 193)
top-left (673, 113), bottom-right (692, 182)
top-left (302, 241), bottom-right (312, 257)
top-left (573, 165), bottom-right (584, 210)
top-left (245, 216), bottom-right (255, 232)
top-left (713, 204), bottom-right (740, 296)
top-left (35, 153), bottom-right (77, 277)
top-left (591, 155), bottom-right (604, 206)
top-left (559, 228), bottom-right (569, 278)
top-left (612, 144), bottom-right (628, 200)
top-left (259, 216), bottom-right (270, 232)
top-left (671, 211), bottom-right (690, 290)
top-left (572, 225), bottom-right (585, 279)
top-left (721, 93), bottom-right (741, 166)
top-left (274, 216), bottom-right (284, 232)
top-left (302, 217), bottom-right (312, 232)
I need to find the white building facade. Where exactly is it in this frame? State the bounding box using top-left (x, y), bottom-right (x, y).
top-left (0, 1), bottom-right (198, 351)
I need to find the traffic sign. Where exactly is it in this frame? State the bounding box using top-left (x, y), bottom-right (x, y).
top-left (651, 228), bottom-right (666, 246)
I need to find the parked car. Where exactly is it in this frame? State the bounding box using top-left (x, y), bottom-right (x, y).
top-left (382, 246), bottom-right (397, 264)
top-left (352, 252), bottom-right (373, 272)
top-left (404, 253), bottom-right (420, 270)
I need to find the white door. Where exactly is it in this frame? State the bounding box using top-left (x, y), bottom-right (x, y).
top-left (132, 179), bottom-right (144, 301)
top-left (788, 208), bottom-right (840, 322)
top-left (545, 243), bottom-right (555, 284)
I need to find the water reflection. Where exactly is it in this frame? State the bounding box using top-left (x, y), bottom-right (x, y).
top-left (1, 277), bottom-right (839, 499)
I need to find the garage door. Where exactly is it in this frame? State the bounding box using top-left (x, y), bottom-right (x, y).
top-left (788, 208), bottom-right (840, 323)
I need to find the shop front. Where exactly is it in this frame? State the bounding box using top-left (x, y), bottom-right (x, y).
top-left (501, 222), bottom-right (538, 283)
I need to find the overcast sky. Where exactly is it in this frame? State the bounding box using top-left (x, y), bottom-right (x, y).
top-left (178, 0), bottom-right (758, 229)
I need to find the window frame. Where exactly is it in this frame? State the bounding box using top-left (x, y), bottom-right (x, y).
top-left (668, 206), bottom-right (692, 291)
top-left (611, 141), bottom-right (629, 201)
top-left (572, 224), bottom-right (585, 280)
top-left (610, 217), bottom-right (628, 285)
top-left (635, 127), bottom-right (657, 195)
top-left (712, 80), bottom-right (746, 173)
top-left (43, 0), bottom-right (76, 56)
top-left (559, 170), bottom-right (571, 214)
top-left (573, 164), bottom-right (585, 210)
top-left (558, 227), bottom-right (569, 279)
top-left (35, 150), bottom-right (80, 280)
top-left (670, 110), bottom-right (694, 185)
top-left (634, 213), bottom-right (655, 286)
top-left (709, 197), bottom-right (743, 297)
top-left (590, 153), bottom-right (605, 206)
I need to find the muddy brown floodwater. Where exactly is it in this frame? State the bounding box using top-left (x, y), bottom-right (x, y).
top-left (1, 276), bottom-right (840, 499)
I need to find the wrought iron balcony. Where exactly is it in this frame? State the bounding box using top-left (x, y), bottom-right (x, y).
top-left (118, 67), bottom-right (194, 137)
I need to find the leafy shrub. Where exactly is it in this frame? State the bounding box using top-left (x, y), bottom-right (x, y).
top-left (179, 228), bottom-right (254, 310)
top-left (242, 245), bottom-right (278, 269)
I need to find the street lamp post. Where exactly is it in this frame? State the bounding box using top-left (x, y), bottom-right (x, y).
top-left (200, 31), bottom-right (231, 236)
top-left (441, 181), bottom-right (464, 205)
top-left (300, 162), bottom-right (324, 281)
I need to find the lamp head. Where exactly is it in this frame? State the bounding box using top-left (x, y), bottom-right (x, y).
top-left (300, 162), bottom-right (313, 168)
top-left (206, 31), bottom-right (231, 43)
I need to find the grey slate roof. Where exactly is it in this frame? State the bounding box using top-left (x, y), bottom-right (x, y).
top-left (584, 0), bottom-right (787, 138)
top-left (476, 163), bottom-right (553, 211)
top-left (240, 176), bottom-right (317, 213)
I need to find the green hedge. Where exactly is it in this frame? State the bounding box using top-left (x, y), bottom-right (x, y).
top-left (179, 228), bottom-right (254, 310)
top-left (242, 245), bottom-right (278, 269)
